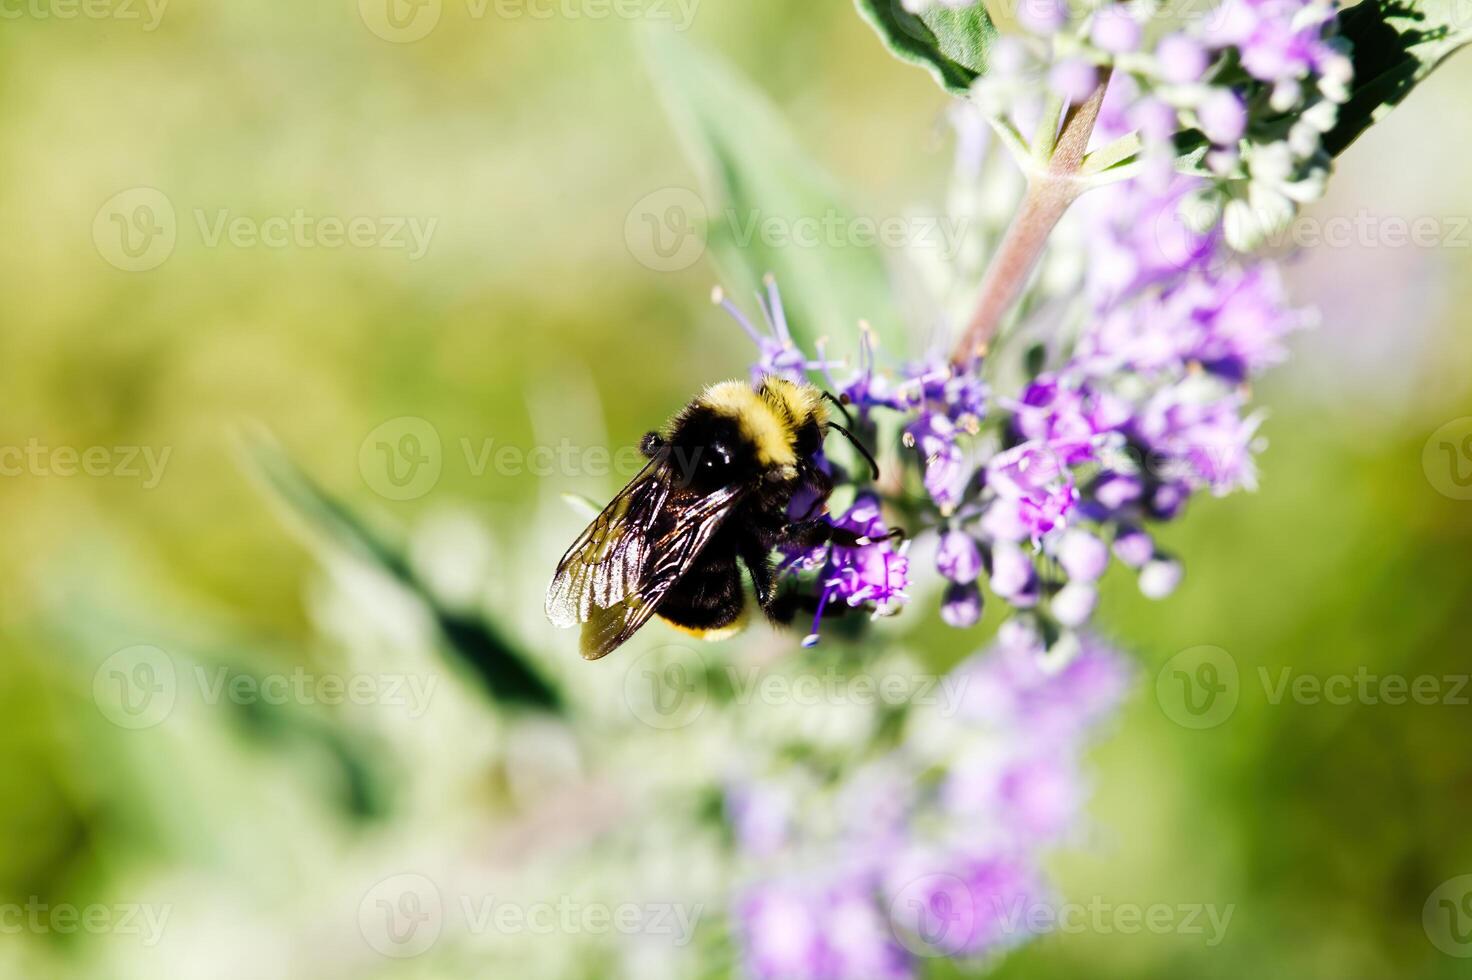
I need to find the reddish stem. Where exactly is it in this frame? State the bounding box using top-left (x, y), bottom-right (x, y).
top-left (950, 70), bottom-right (1113, 369)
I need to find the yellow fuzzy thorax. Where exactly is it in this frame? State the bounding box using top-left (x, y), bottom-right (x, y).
top-left (697, 376), bottom-right (828, 467)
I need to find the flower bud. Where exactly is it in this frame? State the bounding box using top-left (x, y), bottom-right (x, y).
top-left (1139, 557), bottom-right (1184, 599)
top-left (1091, 7), bottom-right (1141, 53)
top-left (941, 581), bottom-right (984, 628)
top-left (1057, 529), bottom-right (1109, 582)
top-left (1112, 526), bottom-right (1153, 568)
top-left (1052, 582), bottom-right (1098, 628)
top-left (937, 529), bottom-right (984, 584)
top-left (991, 541), bottom-right (1038, 602)
top-left (1198, 88), bottom-right (1247, 145)
top-left (1156, 34), bottom-right (1208, 84)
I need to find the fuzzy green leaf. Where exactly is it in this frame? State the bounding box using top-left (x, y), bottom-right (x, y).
top-left (245, 436), bottom-right (565, 714)
top-left (1325, 0), bottom-right (1472, 156)
top-left (641, 29), bottom-right (901, 348)
top-left (854, 0), bottom-right (998, 94)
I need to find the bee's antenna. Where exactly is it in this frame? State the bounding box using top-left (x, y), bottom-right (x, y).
top-left (826, 421), bottom-right (881, 481)
top-left (821, 390), bottom-right (857, 429)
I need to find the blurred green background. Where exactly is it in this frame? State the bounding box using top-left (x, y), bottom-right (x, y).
top-left (3, 2), bottom-right (1472, 978)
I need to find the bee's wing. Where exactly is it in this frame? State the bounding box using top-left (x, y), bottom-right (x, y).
top-left (545, 459), bottom-right (746, 661)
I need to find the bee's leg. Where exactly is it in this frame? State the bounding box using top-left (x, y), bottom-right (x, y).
top-left (639, 431), bottom-right (666, 459)
top-left (785, 519), bottom-right (905, 552)
top-left (739, 534), bottom-right (777, 610)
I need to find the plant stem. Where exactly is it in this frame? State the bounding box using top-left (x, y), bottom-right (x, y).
top-left (951, 70), bottom-right (1113, 369)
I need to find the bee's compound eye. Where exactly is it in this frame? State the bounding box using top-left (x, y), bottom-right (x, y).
top-left (704, 442), bottom-right (733, 471)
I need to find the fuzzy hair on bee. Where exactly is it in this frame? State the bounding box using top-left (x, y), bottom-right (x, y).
top-left (545, 375), bottom-right (880, 660)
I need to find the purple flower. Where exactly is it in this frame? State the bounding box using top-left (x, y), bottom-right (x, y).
top-left (941, 581), bottom-right (984, 628)
top-left (803, 494), bottom-right (910, 646)
top-left (1048, 58), bottom-right (1098, 102)
top-left (717, 278), bottom-right (835, 386)
top-left (1197, 88), bottom-right (1248, 145)
top-left (885, 850), bottom-right (1045, 958)
top-left (1135, 388), bottom-right (1263, 494)
top-left (986, 442), bottom-right (1077, 539)
top-left (738, 875), bottom-right (912, 980)
top-left (1156, 33), bottom-right (1209, 83)
top-left (1204, 0), bottom-right (1342, 84)
top-left (950, 622), bottom-right (1133, 741)
top-left (1055, 529), bottom-right (1109, 582)
top-left (819, 322), bottom-right (906, 422)
top-left (936, 530), bottom-right (983, 584)
top-left (1091, 6), bottom-right (1141, 54)
top-left (1013, 375), bottom-right (1128, 465)
top-left (1016, 0), bottom-right (1067, 35)
top-left (905, 412), bottom-right (969, 514)
top-left (727, 780), bottom-right (796, 858)
top-left (1090, 471), bottom-right (1144, 512)
top-left (1112, 525), bottom-right (1155, 568)
top-left (989, 541), bottom-right (1038, 606)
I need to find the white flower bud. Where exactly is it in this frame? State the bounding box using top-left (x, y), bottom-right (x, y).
top-left (1269, 80), bottom-right (1302, 113)
top-left (1302, 98), bottom-right (1339, 134)
top-left (1250, 140), bottom-right (1295, 184)
top-left (1179, 188), bottom-right (1223, 234)
top-left (1288, 121), bottom-right (1320, 160)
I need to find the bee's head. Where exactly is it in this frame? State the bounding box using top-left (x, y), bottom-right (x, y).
top-left (666, 408), bottom-right (759, 491)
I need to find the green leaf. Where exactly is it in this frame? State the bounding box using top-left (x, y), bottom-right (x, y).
top-left (641, 29), bottom-right (902, 348)
top-left (243, 435), bottom-right (565, 715)
top-left (1325, 0), bottom-right (1472, 156)
top-left (853, 0), bottom-right (998, 94)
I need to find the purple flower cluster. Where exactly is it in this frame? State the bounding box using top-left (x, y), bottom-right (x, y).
top-left (731, 626), bottom-right (1131, 979)
top-left (719, 168), bottom-right (1306, 641)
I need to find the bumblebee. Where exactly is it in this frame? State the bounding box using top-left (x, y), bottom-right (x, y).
top-left (546, 376), bottom-right (879, 660)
